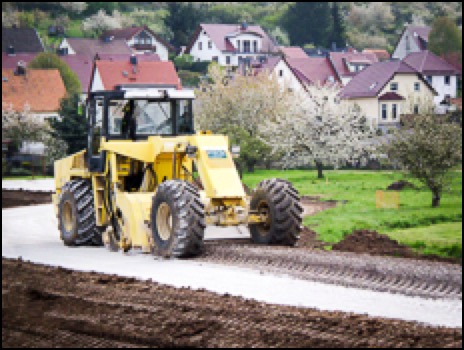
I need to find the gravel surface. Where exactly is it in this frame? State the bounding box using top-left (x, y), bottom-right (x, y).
top-left (2, 179), bottom-right (55, 192)
top-left (2, 258), bottom-right (462, 348)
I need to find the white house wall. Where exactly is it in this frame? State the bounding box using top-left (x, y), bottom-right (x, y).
top-left (271, 59), bottom-right (304, 92)
top-left (428, 75), bottom-right (458, 106)
top-left (392, 31), bottom-right (421, 59)
top-left (189, 31), bottom-right (226, 65)
top-left (90, 69), bottom-right (105, 92)
top-left (58, 38), bottom-right (75, 55)
top-left (127, 33), bottom-right (170, 61)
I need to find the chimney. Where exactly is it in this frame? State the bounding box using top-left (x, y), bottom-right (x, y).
top-left (7, 45), bottom-right (15, 56)
top-left (15, 61), bottom-right (26, 76)
top-left (241, 21), bottom-right (248, 31)
top-left (331, 42), bottom-right (337, 51)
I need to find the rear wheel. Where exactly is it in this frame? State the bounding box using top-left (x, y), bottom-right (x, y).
top-left (249, 178), bottom-right (303, 246)
top-left (58, 179), bottom-right (103, 246)
top-left (151, 180), bottom-right (205, 258)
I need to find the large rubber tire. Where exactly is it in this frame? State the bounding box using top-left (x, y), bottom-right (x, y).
top-left (249, 178), bottom-right (303, 246)
top-left (151, 180), bottom-right (206, 258)
top-left (58, 179), bottom-right (103, 247)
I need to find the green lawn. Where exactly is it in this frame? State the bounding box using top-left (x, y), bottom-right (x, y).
top-left (2, 175), bottom-right (53, 180)
top-left (242, 169), bottom-right (462, 258)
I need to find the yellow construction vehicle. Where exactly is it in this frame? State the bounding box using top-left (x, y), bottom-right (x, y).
top-left (52, 87), bottom-right (303, 257)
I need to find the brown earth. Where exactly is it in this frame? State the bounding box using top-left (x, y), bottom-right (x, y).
top-left (2, 189), bottom-right (52, 209)
top-left (332, 230), bottom-right (461, 265)
top-left (2, 258), bottom-right (462, 348)
top-left (387, 180), bottom-right (417, 191)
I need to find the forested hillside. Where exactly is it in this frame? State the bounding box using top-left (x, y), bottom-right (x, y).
top-left (2, 2), bottom-right (462, 52)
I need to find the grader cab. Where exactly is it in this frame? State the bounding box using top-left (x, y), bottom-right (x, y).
top-left (53, 87), bottom-right (303, 257)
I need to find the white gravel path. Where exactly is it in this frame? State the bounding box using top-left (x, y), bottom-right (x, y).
top-left (2, 179), bottom-right (56, 192)
top-left (2, 204), bottom-right (462, 328)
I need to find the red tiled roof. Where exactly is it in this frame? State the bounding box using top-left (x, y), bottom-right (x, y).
top-left (251, 56), bottom-right (282, 75)
top-left (340, 60), bottom-right (422, 99)
top-left (92, 61), bottom-right (182, 92)
top-left (2, 53), bottom-right (38, 69)
top-left (362, 49), bottom-right (390, 61)
top-left (329, 52), bottom-right (378, 80)
top-left (378, 92), bottom-right (405, 101)
top-left (186, 24), bottom-right (277, 54)
top-left (100, 26), bottom-right (176, 52)
top-left (279, 47), bottom-right (308, 59)
top-left (403, 51), bottom-right (460, 76)
top-left (2, 69), bottom-right (66, 112)
top-left (95, 52), bottom-right (161, 62)
top-left (59, 54), bottom-right (93, 93)
top-left (286, 57), bottom-right (340, 85)
top-left (65, 38), bottom-right (132, 57)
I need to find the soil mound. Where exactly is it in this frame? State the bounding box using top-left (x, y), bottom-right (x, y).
top-left (387, 180), bottom-right (417, 191)
top-left (2, 189), bottom-right (53, 209)
top-left (298, 227), bottom-right (329, 249)
top-left (332, 230), bottom-right (416, 257)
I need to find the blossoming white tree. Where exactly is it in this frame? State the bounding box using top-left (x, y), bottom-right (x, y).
top-left (195, 65), bottom-right (375, 177)
top-left (261, 83), bottom-right (375, 178)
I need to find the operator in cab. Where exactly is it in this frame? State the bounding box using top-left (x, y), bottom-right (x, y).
top-left (121, 100), bottom-right (137, 140)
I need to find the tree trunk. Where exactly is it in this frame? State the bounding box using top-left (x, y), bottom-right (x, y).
top-left (247, 162), bottom-right (255, 173)
top-left (316, 162), bottom-right (324, 179)
top-left (432, 191), bottom-right (441, 208)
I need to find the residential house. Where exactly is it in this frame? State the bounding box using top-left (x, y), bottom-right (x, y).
top-left (362, 49), bottom-right (390, 62)
top-left (2, 66), bottom-right (67, 154)
top-left (251, 56), bottom-right (340, 92)
top-left (340, 60), bottom-right (437, 132)
top-left (403, 50), bottom-right (461, 113)
top-left (392, 25), bottom-right (431, 60)
top-left (185, 22), bottom-right (278, 67)
top-left (88, 57), bottom-right (182, 93)
top-left (329, 52), bottom-right (379, 85)
top-left (2, 26), bottom-right (44, 54)
top-left (58, 37), bottom-right (132, 57)
top-left (100, 26), bottom-right (175, 61)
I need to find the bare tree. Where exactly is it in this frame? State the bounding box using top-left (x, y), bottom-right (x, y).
top-left (382, 115), bottom-right (462, 207)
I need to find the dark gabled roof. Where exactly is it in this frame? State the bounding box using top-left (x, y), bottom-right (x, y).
top-left (185, 23), bottom-right (278, 54)
top-left (340, 60), bottom-right (433, 99)
top-left (403, 51), bottom-right (460, 76)
top-left (1, 53), bottom-right (38, 69)
top-left (64, 38), bottom-right (132, 57)
top-left (394, 25), bottom-right (431, 53)
top-left (329, 52), bottom-right (378, 80)
top-left (378, 92), bottom-right (405, 101)
top-left (2, 27), bottom-right (44, 53)
top-left (95, 52), bottom-right (161, 62)
top-left (100, 26), bottom-right (176, 52)
top-left (285, 57), bottom-right (341, 86)
top-left (278, 46), bottom-right (308, 59)
top-left (59, 54), bottom-right (93, 93)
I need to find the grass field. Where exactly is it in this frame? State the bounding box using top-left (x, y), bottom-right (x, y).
top-left (242, 170), bottom-right (462, 258)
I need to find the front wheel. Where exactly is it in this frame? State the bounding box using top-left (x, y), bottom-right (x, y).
top-left (249, 178), bottom-right (303, 246)
top-left (151, 180), bottom-right (206, 258)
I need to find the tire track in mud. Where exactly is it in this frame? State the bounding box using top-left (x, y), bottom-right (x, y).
top-left (198, 243), bottom-right (462, 301)
top-left (2, 258), bottom-right (462, 348)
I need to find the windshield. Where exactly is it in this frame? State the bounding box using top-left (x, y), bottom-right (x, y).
top-left (108, 100), bottom-right (173, 136)
top-left (106, 98), bottom-right (194, 138)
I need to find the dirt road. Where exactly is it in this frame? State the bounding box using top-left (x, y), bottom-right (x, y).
top-left (2, 258), bottom-right (462, 348)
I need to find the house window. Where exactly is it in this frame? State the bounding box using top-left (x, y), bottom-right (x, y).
top-left (414, 82), bottom-right (420, 91)
top-left (405, 36), bottom-right (410, 52)
top-left (208, 40), bottom-right (212, 49)
top-left (381, 104), bottom-right (387, 120)
top-left (253, 40), bottom-right (258, 52)
top-left (212, 56), bottom-right (218, 63)
top-left (445, 76), bottom-right (451, 85)
top-left (226, 56), bottom-right (231, 65)
top-left (243, 40), bottom-right (251, 53)
top-left (414, 105), bottom-right (419, 114)
top-left (390, 82), bottom-right (398, 91)
top-left (198, 42), bottom-right (202, 50)
top-left (237, 40), bottom-right (240, 51)
top-left (279, 70), bottom-right (283, 77)
top-left (427, 76), bottom-right (433, 84)
top-left (392, 104), bottom-right (398, 120)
